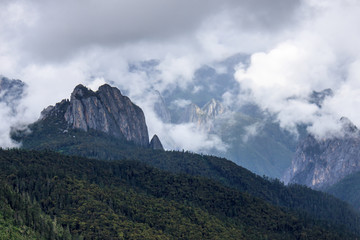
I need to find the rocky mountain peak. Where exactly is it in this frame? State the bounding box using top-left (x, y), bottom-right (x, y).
top-left (41, 84), bottom-right (153, 148)
top-left (149, 134), bottom-right (164, 150)
top-left (70, 84), bottom-right (95, 100)
top-left (340, 116), bottom-right (358, 134)
top-left (178, 99), bottom-right (226, 131)
top-left (202, 98), bottom-right (226, 119)
top-left (153, 91), bottom-right (171, 123)
top-left (283, 117), bottom-right (360, 189)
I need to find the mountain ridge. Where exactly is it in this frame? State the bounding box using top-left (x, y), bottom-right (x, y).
top-left (284, 117), bottom-right (360, 189)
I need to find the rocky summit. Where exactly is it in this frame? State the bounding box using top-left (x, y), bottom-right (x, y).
top-left (179, 98), bottom-right (226, 130)
top-left (149, 134), bottom-right (164, 150)
top-left (283, 117), bottom-right (360, 189)
top-left (42, 84), bottom-right (151, 147)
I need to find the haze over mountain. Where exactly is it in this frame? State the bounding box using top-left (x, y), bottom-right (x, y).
top-left (2, 0), bottom-right (360, 238)
top-left (10, 83), bottom-right (360, 238)
top-left (1, 0), bottom-right (360, 158)
top-left (284, 117), bottom-right (360, 189)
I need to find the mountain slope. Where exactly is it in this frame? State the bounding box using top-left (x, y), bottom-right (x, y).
top-left (326, 170), bottom-right (360, 211)
top-left (0, 149), bottom-right (358, 239)
top-left (284, 117), bottom-right (360, 189)
top-left (211, 112), bottom-right (296, 178)
top-left (14, 123), bottom-right (360, 235)
top-left (13, 84), bottom-right (360, 235)
top-left (0, 182), bottom-right (72, 240)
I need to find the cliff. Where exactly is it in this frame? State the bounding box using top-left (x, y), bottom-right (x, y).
top-left (283, 117), bottom-right (360, 189)
top-left (42, 84), bottom-right (150, 147)
top-left (179, 99), bottom-right (226, 130)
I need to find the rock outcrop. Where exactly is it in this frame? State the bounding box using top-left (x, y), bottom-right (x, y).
top-left (43, 84), bottom-right (150, 147)
top-left (153, 91), bottom-right (171, 123)
top-left (149, 134), bottom-right (164, 150)
top-left (179, 99), bottom-right (226, 130)
top-left (283, 117), bottom-right (360, 189)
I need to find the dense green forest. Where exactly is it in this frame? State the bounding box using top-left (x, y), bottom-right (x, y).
top-left (0, 149), bottom-right (358, 239)
top-left (13, 113), bottom-right (360, 236)
top-left (0, 182), bottom-right (72, 239)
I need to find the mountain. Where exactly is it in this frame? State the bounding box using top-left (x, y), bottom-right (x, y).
top-left (211, 113), bottom-right (297, 178)
top-left (12, 82), bottom-right (360, 236)
top-left (178, 99), bottom-right (226, 131)
top-left (0, 149), bottom-right (358, 239)
top-left (64, 84), bottom-right (149, 147)
top-left (32, 84), bottom-right (165, 150)
top-left (153, 90), bottom-right (171, 123)
top-left (13, 117), bottom-right (360, 236)
top-left (283, 117), bottom-right (360, 189)
top-left (325, 170), bottom-right (360, 211)
top-left (0, 76), bottom-right (26, 112)
top-left (149, 134), bottom-right (164, 150)
top-left (309, 88), bottom-right (333, 108)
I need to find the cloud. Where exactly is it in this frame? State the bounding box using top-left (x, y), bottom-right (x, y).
top-left (234, 0), bottom-right (360, 138)
top-left (3, 0), bottom-right (299, 61)
top-left (4, 0), bottom-right (351, 150)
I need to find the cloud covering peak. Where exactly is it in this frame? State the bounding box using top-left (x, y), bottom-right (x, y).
top-left (0, 0), bottom-right (360, 149)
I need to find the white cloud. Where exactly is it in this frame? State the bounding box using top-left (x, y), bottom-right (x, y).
top-left (4, 0), bottom-right (358, 149)
top-left (234, 0), bottom-right (360, 138)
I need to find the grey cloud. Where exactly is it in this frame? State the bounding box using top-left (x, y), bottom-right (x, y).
top-left (10, 0), bottom-right (301, 61)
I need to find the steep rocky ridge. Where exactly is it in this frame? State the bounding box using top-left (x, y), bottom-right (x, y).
top-left (149, 134), bottom-right (164, 150)
top-left (153, 91), bottom-right (171, 123)
top-left (179, 99), bottom-right (226, 130)
top-left (41, 84), bottom-right (152, 148)
top-left (284, 117), bottom-right (360, 189)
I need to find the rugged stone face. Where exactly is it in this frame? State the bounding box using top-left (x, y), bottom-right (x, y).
top-left (283, 117), bottom-right (360, 189)
top-left (179, 99), bottom-right (226, 130)
top-left (149, 134), bottom-right (164, 150)
top-left (153, 91), bottom-right (171, 123)
top-left (43, 84), bottom-right (150, 147)
top-left (202, 98), bottom-right (226, 119)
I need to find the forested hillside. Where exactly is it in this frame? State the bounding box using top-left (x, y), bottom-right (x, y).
top-left (14, 118), bottom-right (360, 235)
top-left (0, 149), bottom-right (358, 239)
top-left (326, 171), bottom-right (360, 210)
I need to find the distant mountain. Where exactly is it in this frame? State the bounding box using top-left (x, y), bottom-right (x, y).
top-left (169, 97), bottom-right (296, 178)
top-left (309, 88), bottom-right (333, 107)
top-left (11, 81), bottom-right (360, 236)
top-left (211, 113), bottom-right (297, 179)
top-left (178, 99), bottom-right (226, 131)
top-left (153, 90), bottom-right (171, 123)
top-left (283, 117), bottom-right (360, 189)
top-left (0, 76), bottom-right (26, 112)
top-left (325, 170), bottom-right (360, 211)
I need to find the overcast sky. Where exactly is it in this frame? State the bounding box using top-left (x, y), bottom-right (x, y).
top-left (0, 0), bottom-right (359, 148)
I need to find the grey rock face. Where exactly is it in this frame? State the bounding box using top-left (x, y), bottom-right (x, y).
top-left (179, 99), bottom-right (226, 130)
top-left (284, 117), bottom-right (360, 189)
top-left (153, 91), bottom-right (171, 123)
top-left (149, 134), bottom-right (164, 150)
top-left (44, 84), bottom-right (149, 147)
